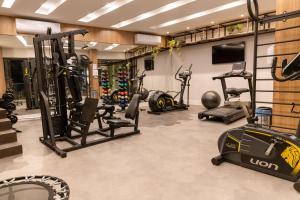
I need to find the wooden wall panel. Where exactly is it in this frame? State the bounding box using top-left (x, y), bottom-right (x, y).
top-left (88, 49), bottom-right (100, 99)
top-left (0, 16), bottom-right (16, 36)
top-left (273, 0), bottom-right (300, 133)
top-left (0, 15), bottom-right (166, 46)
top-left (0, 48), bottom-right (6, 96)
top-left (61, 24), bottom-right (135, 45)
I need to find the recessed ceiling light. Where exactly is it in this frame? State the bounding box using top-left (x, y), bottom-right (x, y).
top-left (186, 27), bottom-right (190, 30)
top-left (151, 0), bottom-right (247, 29)
top-left (111, 0), bottom-right (196, 28)
top-left (2, 0), bottom-right (15, 8)
top-left (167, 32), bottom-right (170, 34)
top-left (35, 0), bottom-right (67, 15)
top-left (241, 14), bottom-right (245, 17)
top-left (105, 43), bottom-right (120, 51)
top-left (79, 0), bottom-right (134, 23)
top-left (210, 21), bottom-right (215, 24)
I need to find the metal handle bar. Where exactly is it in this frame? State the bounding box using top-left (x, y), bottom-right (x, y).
top-left (247, 0), bottom-right (300, 23)
top-left (271, 57), bottom-right (300, 82)
top-left (175, 65), bottom-right (183, 82)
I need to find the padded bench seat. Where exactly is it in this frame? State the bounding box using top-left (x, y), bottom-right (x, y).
top-left (107, 119), bottom-right (133, 126)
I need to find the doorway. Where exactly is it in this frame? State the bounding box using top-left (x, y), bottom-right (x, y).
top-left (3, 58), bottom-right (39, 111)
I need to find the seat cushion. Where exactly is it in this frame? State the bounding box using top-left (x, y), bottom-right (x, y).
top-left (98, 105), bottom-right (115, 111)
top-left (107, 119), bottom-right (132, 126)
top-left (226, 88), bottom-right (249, 96)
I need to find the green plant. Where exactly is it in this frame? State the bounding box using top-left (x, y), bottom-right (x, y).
top-left (152, 46), bottom-right (161, 57)
top-left (235, 23), bottom-right (244, 32)
top-left (168, 39), bottom-right (182, 54)
top-left (168, 39), bottom-right (176, 53)
top-left (226, 23), bottom-right (244, 34)
top-left (226, 25), bottom-right (235, 34)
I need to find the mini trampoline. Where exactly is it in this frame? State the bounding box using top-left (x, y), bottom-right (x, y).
top-left (0, 175), bottom-right (70, 200)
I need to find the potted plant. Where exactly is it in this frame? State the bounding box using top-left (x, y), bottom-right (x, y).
top-left (227, 24), bottom-right (244, 35)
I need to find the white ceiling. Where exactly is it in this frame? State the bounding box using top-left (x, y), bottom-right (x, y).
top-left (0, 34), bottom-right (136, 52)
top-left (0, 0), bottom-right (276, 35)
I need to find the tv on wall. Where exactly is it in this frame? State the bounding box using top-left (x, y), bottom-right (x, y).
top-left (144, 56), bottom-right (154, 71)
top-left (212, 42), bottom-right (245, 64)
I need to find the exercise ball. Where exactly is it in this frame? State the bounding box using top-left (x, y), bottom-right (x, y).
top-left (201, 91), bottom-right (221, 109)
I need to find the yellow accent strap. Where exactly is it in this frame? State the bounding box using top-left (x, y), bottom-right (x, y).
top-left (228, 134), bottom-right (241, 152)
top-left (245, 130), bottom-right (272, 137)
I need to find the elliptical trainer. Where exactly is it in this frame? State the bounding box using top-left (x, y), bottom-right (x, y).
top-left (148, 65), bottom-right (192, 114)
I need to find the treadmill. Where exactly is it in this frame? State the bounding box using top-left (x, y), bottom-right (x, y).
top-left (198, 62), bottom-right (253, 124)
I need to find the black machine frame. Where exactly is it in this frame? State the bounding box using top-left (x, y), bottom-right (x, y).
top-left (248, 0), bottom-right (300, 133)
top-left (34, 29), bottom-right (140, 158)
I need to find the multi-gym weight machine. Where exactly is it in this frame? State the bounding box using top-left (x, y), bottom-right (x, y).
top-left (33, 29), bottom-right (141, 157)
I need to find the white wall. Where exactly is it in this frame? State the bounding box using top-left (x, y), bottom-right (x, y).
top-left (97, 51), bottom-right (125, 60)
top-left (138, 33), bottom-right (275, 105)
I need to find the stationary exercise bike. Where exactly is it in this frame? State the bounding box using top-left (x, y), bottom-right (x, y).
top-left (148, 65), bottom-right (192, 114)
top-left (212, 55), bottom-right (300, 191)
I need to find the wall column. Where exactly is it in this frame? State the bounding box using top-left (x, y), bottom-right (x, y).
top-left (273, 0), bottom-right (300, 133)
top-left (0, 48), bottom-right (6, 96)
top-left (88, 49), bottom-right (100, 99)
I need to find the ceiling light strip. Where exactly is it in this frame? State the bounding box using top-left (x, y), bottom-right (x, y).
top-left (112, 0), bottom-right (196, 29)
top-left (79, 0), bottom-right (134, 23)
top-left (16, 35), bottom-right (30, 47)
top-left (35, 0), bottom-right (67, 15)
top-left (2, 0), bottom-right (15, 8)
top-left (151, 0), bottom-right (247, 29)
top-left (105, 44), bottom-right (120, 51)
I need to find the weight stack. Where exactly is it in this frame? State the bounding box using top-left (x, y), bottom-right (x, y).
top-left (0, 108), bottom-right (22, 159)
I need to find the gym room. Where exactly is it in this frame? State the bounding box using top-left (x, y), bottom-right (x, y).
top-left (0, 0), bottom-right (300, 199)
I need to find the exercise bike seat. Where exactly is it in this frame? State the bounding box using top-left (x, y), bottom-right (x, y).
top-left (226, 88), bottom-right (249, 96)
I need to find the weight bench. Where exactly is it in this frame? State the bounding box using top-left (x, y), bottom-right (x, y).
top-left (97, 94), bottom-right (141, 137)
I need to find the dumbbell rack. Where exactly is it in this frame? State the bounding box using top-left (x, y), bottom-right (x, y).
top-left (118, 65), bottom-right (129, 111)
top-left (101, 70), bottom-right (110, 104)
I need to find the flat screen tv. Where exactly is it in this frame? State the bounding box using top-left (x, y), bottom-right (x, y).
top-left (212, 42), bottom-right (245, 64)
top-left (144, 56), bottom-right (154, 71)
